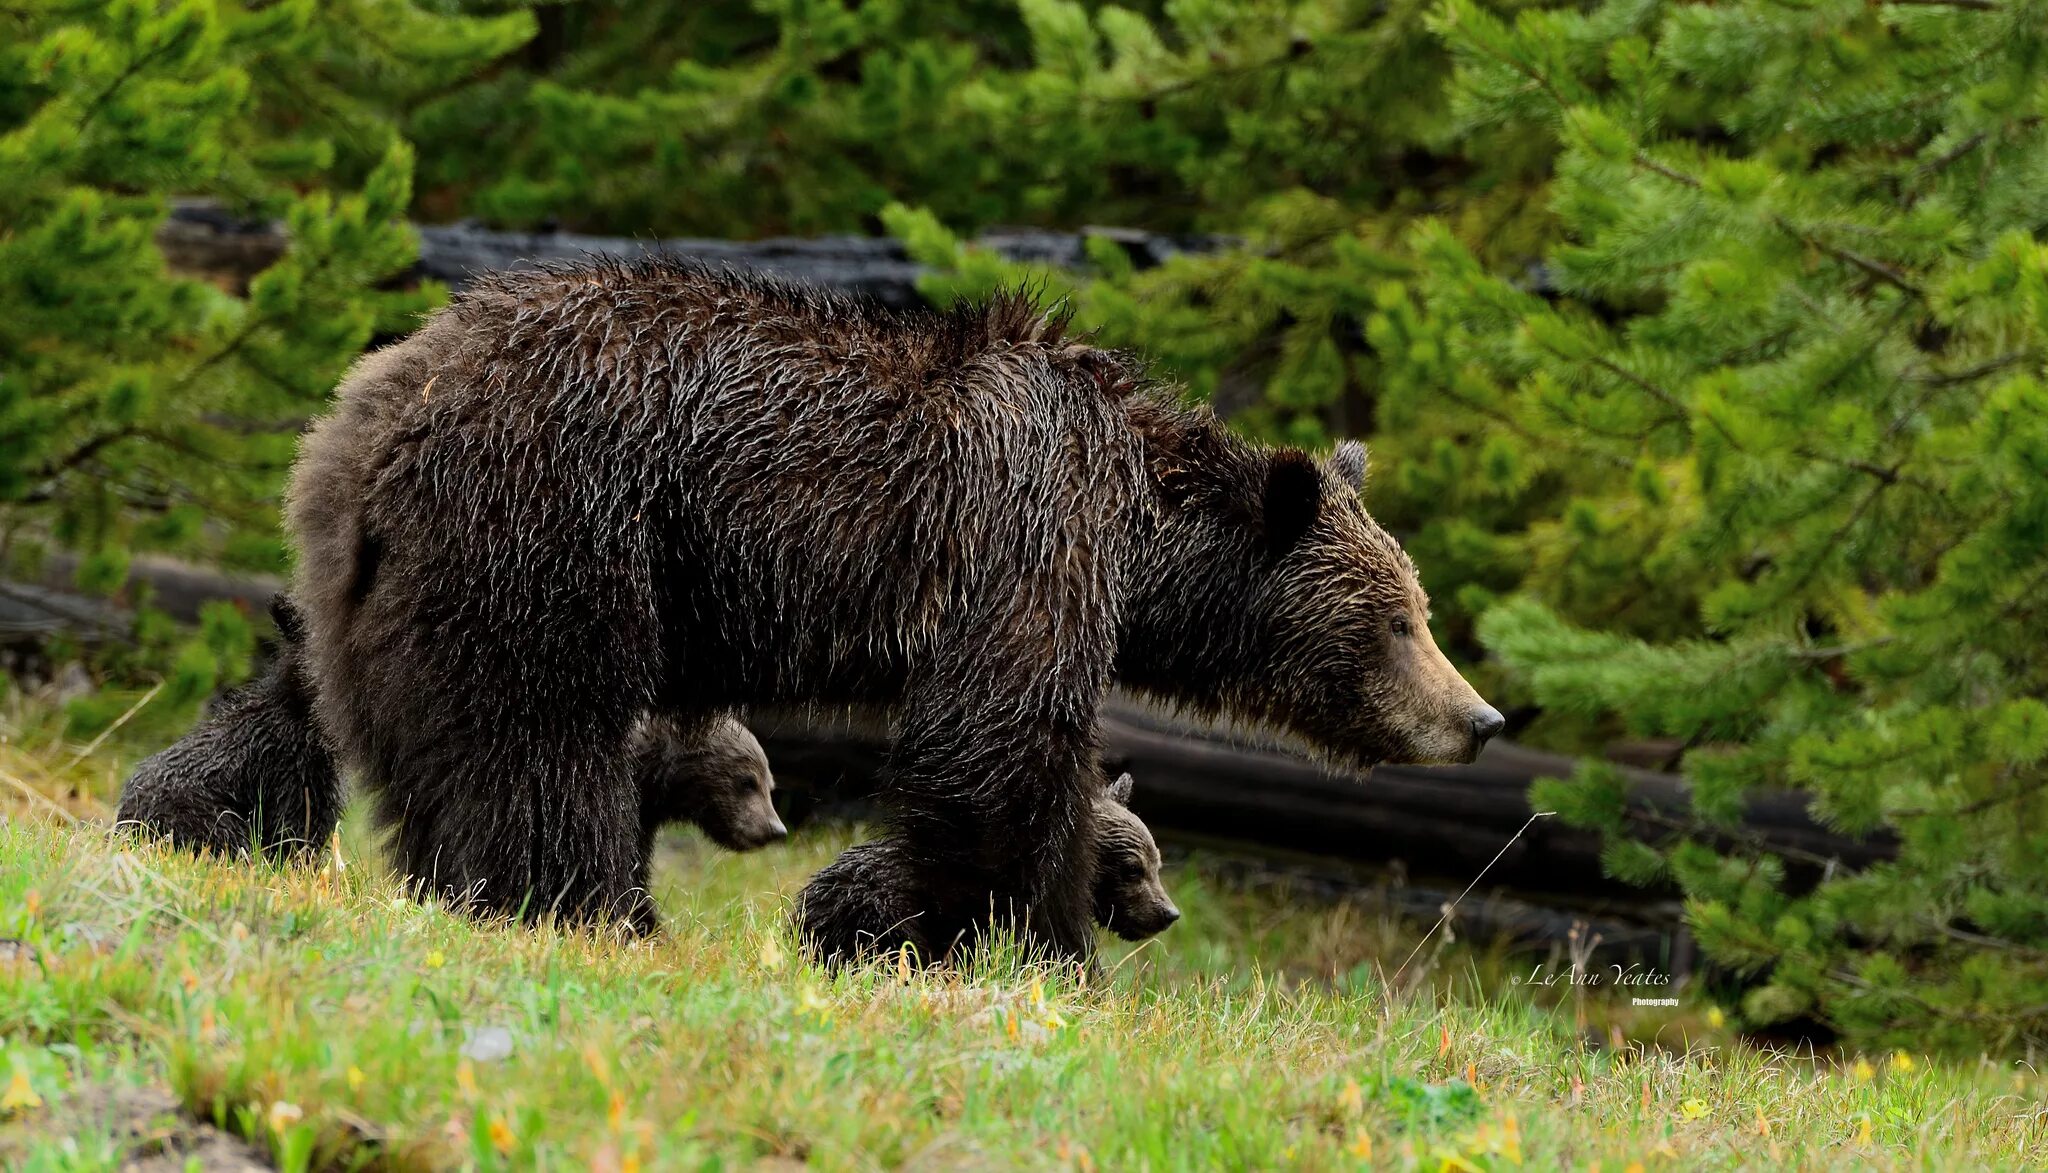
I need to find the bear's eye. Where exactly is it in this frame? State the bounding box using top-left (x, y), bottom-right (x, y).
top-left (1390, 616), bottom-right (1412, 638)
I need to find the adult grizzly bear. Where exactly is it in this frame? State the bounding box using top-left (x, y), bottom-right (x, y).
top-left (286, 260), bottom-right (1499, 956)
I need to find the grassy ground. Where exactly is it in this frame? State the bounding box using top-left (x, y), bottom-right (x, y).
top-left (3, 697), bottom-right (2046, 1170)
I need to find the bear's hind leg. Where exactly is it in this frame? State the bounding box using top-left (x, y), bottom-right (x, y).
top-left (381, 714), bottom-right (656, 933)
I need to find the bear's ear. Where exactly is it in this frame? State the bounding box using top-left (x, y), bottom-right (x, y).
top-left (1331, 440), bottom-right (1367, 495)
top-left (1264, 448), bottom-right (1323, 558)
top-left (1106, 771), bottom-right (1135, 806)
top-left (268, 593), bottom-right (304, 643)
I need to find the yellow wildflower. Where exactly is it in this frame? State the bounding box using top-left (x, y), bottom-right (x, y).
top-left (1348, 1131), bottom-right (1372, 1158)
top-left (2, 1070), bottom-right (43, 1113)
top-left (1852, 1057), bottom-right (1875, 1082)
top-left (488, 1115), bottom-right (517, 1154)
top-left (608, 1090), bottom-right (627, 1132)
top-left (1707, 1006), bottom-right (1726, 1029)
top-left (583, 1043), bottom-right (611, 1087)
top-left (798, 986), bottom-right (832, 1021)
top-left (456, 1060), bottom-right (478, 1096)
top-left (346, 1065), bottom-right (366, 1092)
top-left (1890, 1051), bottom-right (1915, 1074)
top-left (1680, 1098), bottom-right (1710, 1121)
top-left (758, 936), bottom-right (785, 972)
top-left (1857, 1116), bottom-right (1873, 1145)
top-left (266, 1101), bottom-right (303, 1134)
top-left (1337, 1078), bottom-right (1364, 1115)
top-left (425, 950), bottom-right (445, 970)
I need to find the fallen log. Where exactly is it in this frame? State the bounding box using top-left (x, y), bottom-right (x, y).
top-left (159, 201), bottom-right (1230, 304)
top-left (752, 697), bottom-right (1895, 934)
top-left (7, 554), bottom-right (1893, 959)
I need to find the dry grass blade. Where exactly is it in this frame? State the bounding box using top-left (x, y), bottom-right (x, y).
top-left (1391, 810), bottom-right (1555, 988)
top-left (0, 764), bottom-right (79, 823)
top-left (64, 679), bottom-right (164, 769)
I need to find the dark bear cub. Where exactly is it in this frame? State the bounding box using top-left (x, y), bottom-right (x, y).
top-left (119, 593), bottom-right (780, 886)
top-left (634, 714), bottom-right (786, 860)
top-left (115, 596), bottom-right (340, 858)
top-left (798, 772), bottom-right (1178, 966)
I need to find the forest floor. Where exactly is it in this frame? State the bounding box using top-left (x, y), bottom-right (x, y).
top-left (2, 695), bottom-right (2044, 1171)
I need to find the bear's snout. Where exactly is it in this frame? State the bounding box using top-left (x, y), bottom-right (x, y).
top-left (753, 812), bottom-right (790, 846)
top-left (1469, 704), bottom-right (1505, 750)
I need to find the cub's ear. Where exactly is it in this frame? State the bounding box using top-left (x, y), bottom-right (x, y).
top-left (1331, 439), bottom-right (1367, 495)
top-left (1264, 448), bottom-right (1323, 558)
top-left (268, 593), bottom-right (304, 644)
top-left (1106, 771), bottom-right (1135, 807)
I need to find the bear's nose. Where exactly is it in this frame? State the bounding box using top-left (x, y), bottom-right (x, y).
top-left (1469, 704), bottom-right (1506, 746)
top-left (1161, 903), bottom-right (1181, 925)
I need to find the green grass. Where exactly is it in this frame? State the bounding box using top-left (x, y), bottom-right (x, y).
top-left (2, 704), bottom-right (2046, 1170)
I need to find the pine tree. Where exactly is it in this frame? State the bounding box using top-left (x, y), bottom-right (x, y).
top-left (1378, 0), bottom-right (2048, 1048)
top-left (0, 0), bottom-right (528, 721)
top-left (884, 0), bottom-right (2048, 1047)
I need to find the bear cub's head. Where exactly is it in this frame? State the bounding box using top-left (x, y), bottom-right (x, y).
top-left (637, 716), bottom-right (788, 852)
top-left (1092, 771), bottom-right (1179, 941)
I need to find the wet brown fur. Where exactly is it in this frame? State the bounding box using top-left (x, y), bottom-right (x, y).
top-left (799, 772), bottom-right (1177, 966)
top-left (284, 259), bottom-right (1495, 958)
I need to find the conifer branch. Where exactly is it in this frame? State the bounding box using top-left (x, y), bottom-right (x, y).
top-left (1892, 770), bottom-right (2048, 819)
top-left (1588, 355), bottom-right (1687, 418)
top-left (1442, 384), bottom-right (1633, 469)
top-left (1630, 152), bottom-right (1700, 190)
top-left (1913, 352), bottom-right (2029, 386)
top-left (1917, 132), bottom-right (1988, 181)
top-left (74, 37), bottom-right (180, 133)
top-left (1785, 225), bottom-right (1925, 298)
top-left (1624, 149), bottom-right (1926, 298)
top-left (19, 427), bottom-right (142, 497)
top-left (1882, 0), bottom-right (1997, 11)
top-left (1789, 637), bottom-right (1896, 660)
top-left (1795, 451), bottom-right (1951, 501)
top-left (1779, 478), bottom-right (1893, 598)
top-left (1624, 807), bottom-right (1859, 870)
top-left (1941, 924), bottom-right (2048, 959)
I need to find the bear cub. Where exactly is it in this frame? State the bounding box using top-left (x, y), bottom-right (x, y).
top-left (799, 771), bottom-right (1177, 966)
top-left (634, 713), bottom-right (786, 860)
top-left (118, 598), bottom-right (784, 871)
top-left (115, 596), bottom-right (339, 857)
